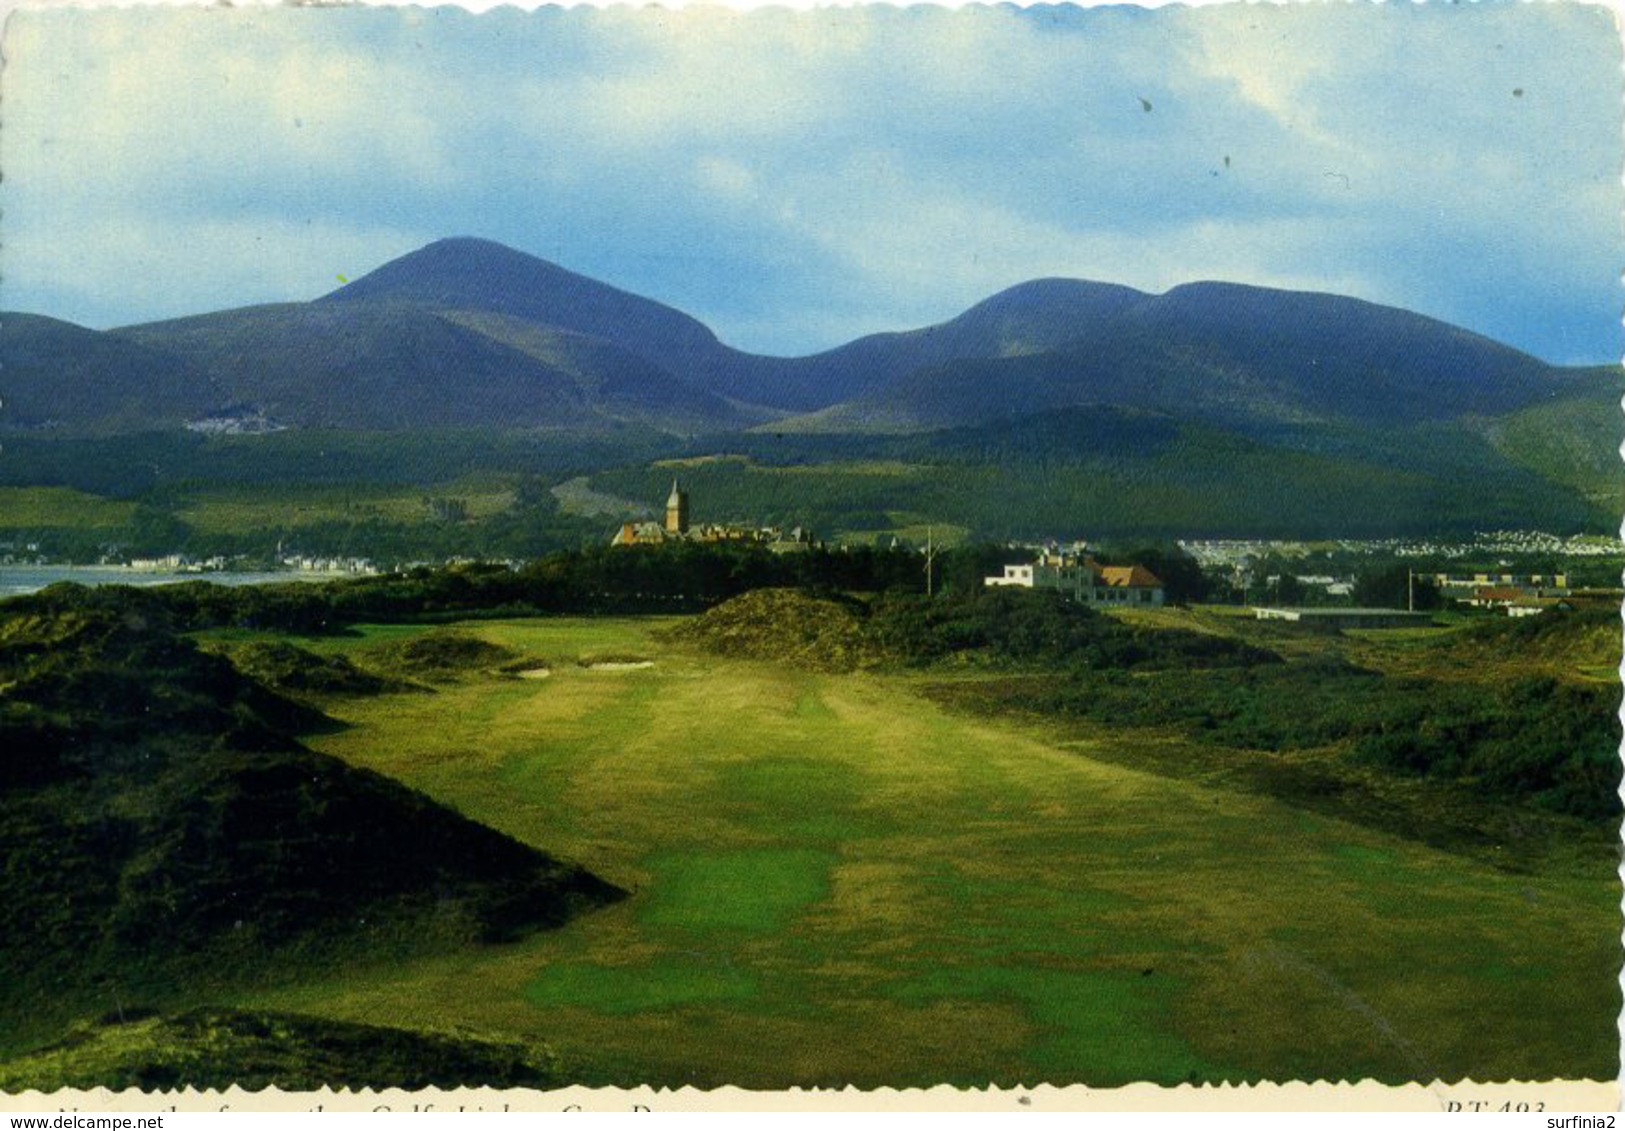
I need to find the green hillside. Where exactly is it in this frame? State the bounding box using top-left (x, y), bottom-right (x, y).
top-left (1485, 376), bottom-right (1623, 512)
top-left (589, 411), bottom-right (1608, 539)
top-left (0, 394), bottom-right (1611, 561)
top-left (0, 486), bottom-right (138, 529)
top-left (0, 428), bottom-right (679, 497)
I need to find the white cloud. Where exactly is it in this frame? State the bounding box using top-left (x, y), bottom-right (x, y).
top-left (692, 157), bottom-right (760, 204)
top-left (0, 3), bottom-right (1617, 361)
top-left (3, 8), bottom-right (460, 214)
top-left (5, 213), bottom-right (433, 327)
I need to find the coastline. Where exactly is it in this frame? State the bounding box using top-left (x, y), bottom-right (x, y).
top-left (0, 565), bottom-right (366, 598)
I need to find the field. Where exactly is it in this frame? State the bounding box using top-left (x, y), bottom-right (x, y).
top-left (173, 480), bottom-right (519, 536)
top-left (0, 486), bottom-right (138, 529)
top-left (196, 614), bottom-right (1619, 1087)
top-left (584, 411), bottom-right (1611, 541)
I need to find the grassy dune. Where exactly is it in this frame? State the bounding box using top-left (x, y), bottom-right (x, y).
top-left (231, 617), bottom-right (1615, 1087)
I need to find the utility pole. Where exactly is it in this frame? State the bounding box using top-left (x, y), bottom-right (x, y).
top-left (1407, 567), bottom-right (1414, 613)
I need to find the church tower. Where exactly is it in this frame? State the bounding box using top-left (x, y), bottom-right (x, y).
top-left (664, 479), bottom-right (690, 536)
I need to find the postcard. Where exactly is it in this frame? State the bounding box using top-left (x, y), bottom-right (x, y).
top-left (0, 0), bottom-right (1619, 1112)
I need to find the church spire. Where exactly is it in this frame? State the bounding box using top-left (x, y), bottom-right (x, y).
top-left (664, 478), bottom-right (689, 535)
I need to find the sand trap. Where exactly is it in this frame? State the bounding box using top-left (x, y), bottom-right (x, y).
top-left (586, 661), bottom-right (655, 671)
top-left (516, 668), bottom-right (553, 679)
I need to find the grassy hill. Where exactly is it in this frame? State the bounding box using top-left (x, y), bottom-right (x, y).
top-left (589, 408), bottom-right (1609, 539)
top-left (671, 587), bottom-right (1277, 674)
top-left (0, 314), bottom-right (224, 434)
top-left (0, 602), bottom-right (623, 1056)
top-left (0, 435), bottom-right (646, 562)
top-left (0, 486), bottom-right (138, 530)
top-left (0, 406), bottom-right (1610, 559)
top-left (679, 589), bottom-right (1618, 823)
top-left (666, 588), bottom-right (886, 672)
top-left (1484, 371), bottom-right (1623, 513)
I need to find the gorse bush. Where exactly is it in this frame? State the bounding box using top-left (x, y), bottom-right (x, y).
top-left (1349, 676), bottom-right (1620, 819)
top-left (867, 588), bottom-right (1278, 670)
top-left (1023, 660), bottom-right (1620, 819)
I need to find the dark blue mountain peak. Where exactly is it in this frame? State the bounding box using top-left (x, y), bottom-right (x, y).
top-left (964, 277), bottom-right (1147, 315)
top-left (319, 236), bottom-right (722, 362)
top-left (1147, 279), bottom-right (1545, 366)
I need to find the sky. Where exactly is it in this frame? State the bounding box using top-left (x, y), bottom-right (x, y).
top-left (2, 2), bottom-right (1621, 364)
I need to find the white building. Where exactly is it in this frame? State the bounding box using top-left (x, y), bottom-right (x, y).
top-left (986, 552), bottom-right (1165, 607)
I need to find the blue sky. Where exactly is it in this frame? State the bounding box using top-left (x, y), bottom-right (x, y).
top-left (3, 2), bottom-right (1621, 363)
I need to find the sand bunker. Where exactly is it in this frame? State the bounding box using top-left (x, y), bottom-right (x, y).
top-left (586, 660), bottom-right (655, 671)
top-left (515, 668), bottom-right (553, 680)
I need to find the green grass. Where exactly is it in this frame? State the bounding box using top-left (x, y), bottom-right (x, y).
top-left (640, 849), bottom-right (836, 934)
top-left (208, 615), bottom-right (1616, 1087)
top-left (524, 959), bottom-right (758, 1015)
top-left (0, 485), bottom-right (137, 528)
top-left (176, 480), bottom-right (517, 535)
top-left (1486, 385), bottom-right (1623, 511)
top-left (873, 520), bottom-right (973, 548)
top-left (890, 965), bottom-right (1220, 1084)
top-left (710, 756), bottom-right (866, 841)
top-left (589, 414), bottom-right (1610, 540)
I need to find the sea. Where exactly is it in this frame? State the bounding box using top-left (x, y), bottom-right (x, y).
top-left (0, 566), bottom-right (352, 599)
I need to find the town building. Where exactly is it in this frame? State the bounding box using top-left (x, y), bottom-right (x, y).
top-left (1505, 597), bottom-right (1576, 618)
top-left (1432, 571), bottom-right (1570, 609)
top-left (611, 480), bottom-right (815, 553)
top-left (1463, 585), bottom-right (1535, 612)
top-left (1408, 571), bottom-right (1587, 616)
top-left (612, 520), bottom-right (671, 547)
top-left (1430, 571), bottom-right (1570, 595)
top-left (985, 550), bottom-right (1165, 607)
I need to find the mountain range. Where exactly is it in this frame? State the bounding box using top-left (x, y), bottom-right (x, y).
top-left (1, 236), bottom-right (1617, 536)
top-left (0, 235), bottom-right (1594, 433)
